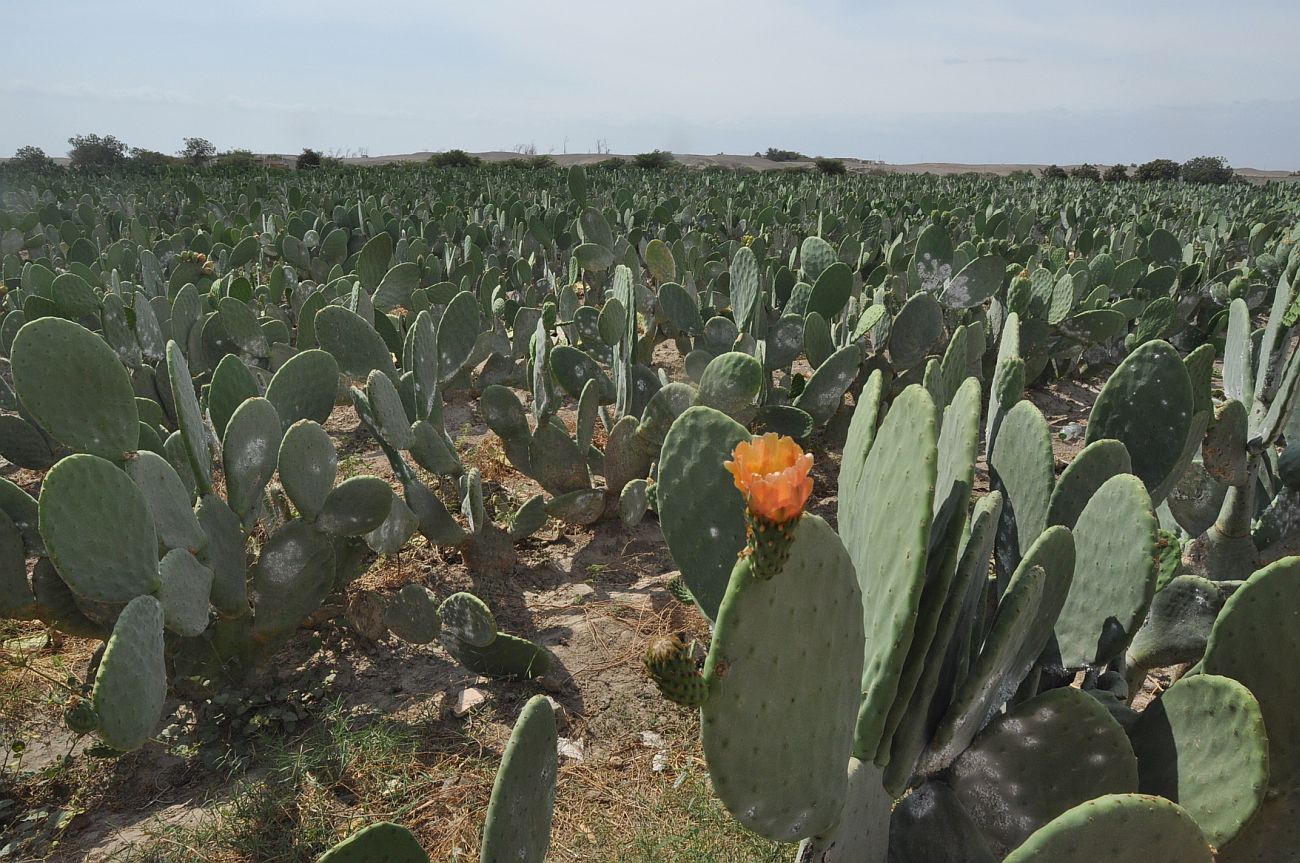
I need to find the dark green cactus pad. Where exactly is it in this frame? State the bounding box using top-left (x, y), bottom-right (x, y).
top-left (887, 292), bottom-right (944, 369)
top-left (196, 493), bottom-right (248, 616)
top-left (1046, 438), bottom-right (1131, 529)
top-left (1183, 342), bottom-right (1216, 417)
top-left (806, 262), bottom-right (853, 321)
top-left (549, 345), bottom-right (615, 402)
top-left (1129, 674), bottom-right (1268, 847)
top-left (403, 478), bottom-right (467, 547)
top-left (657, 406), bottom-right (748, 621)
top-left (12, 317), bottom-right (139, 461)
top-left (208, 354), bottom-right (260, 440)
top-left (40, 454), bottom-right (160, 603)
top-left (0, 477), bottom-right (41, 555)
top-left (843, 385), bottom-right (937, 760)
top-left (885, 492), bottom-right (1004, 793)
top-left (1149, 408), bottom-right (1210, 509)
top-left (645, 634), bottom-right (707, 707)
top-left (798, 758), bottom-right (891, 863)
top-left (167, 341), bottom-right (213, 495)
top-left (508, 494), bottom-right (547, 540)
top-left (124, 451), bottom-right (204, 553)
top-left (610, 473), bottom-right (647, 526)
top-left (702, 516), bottom-right (864, 842)
top-left (383, 584), bottom-right (441, 644)
top-left (222, 397), bottom-right (282, 523)
top-left (217, 296), bottom-right (269, 357)
top-left (1001, 794), bottom-right (1212, 863)
top-left (446, 632), bottom-right (550, 680)
top-left (435, 290), bottom-right (480, 381)
top-left (265, 348), bottom-right (339, 430)
top-left (1126, 575), bottom-right (1223, 671)
top-left (249, 519), bottom-right (335, 641)
top-left (888, 780), bottom-right (996, 863)
top-left (1085, 340), bottom-right (1193, 495)
top-left (278, 420), bottom-right (338, 520)
top-left (0, 508), bottom-right (36, 618)
top-left (366, 371), bottom-right (414, 450)
top-left (697, 351), bottom-right (762, 421)
top-left (314, 305), bottom-right (398, 381)
top-left (1217, 788), bottom-right (1300, 863)
top-left (919, 563), bottom-right (1047, 775)
top-left (480, 695), bottom-right (558, 863)
top-left (1203, 555), bottom-right (1300, 791)
top-left (637, 381), bottom-right (698, 447)
top-left (528, 423), bottom-right (591, 496)
top-left (949, 687), bottom-right (1138, 856)
top-left (364, 494), bottom-right (417, 555)
top-left (156, 548), bottom-right (214, 637)
top-left (317, 476), bottom-right (394, 536)
top-left (753, 404), bottom-right (815, 444)
top-left (876, 378), bottom-right (980, 770)
top-left (30, 557), bottom-right (103, 638)
top-left (438, 592), bottom-right (497, 647)
top-left (990, 398), bottom-right (1054, 578)
top-left (1054, 474), bottom-right (1157, 669)
top-left (795, 344), bottom-right (864, 427)
top-left (91, 595), bottom-right (166, 752)
top-left (319, 821), bottom-right (428, 863)
top-left (0, 414), bottom-right (57, 469)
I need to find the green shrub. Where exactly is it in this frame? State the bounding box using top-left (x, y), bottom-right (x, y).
top-left (1041, 164), bottom-right (1068, 180)
top-left (180, 137), bottom-right (216, 166)
top-left (1180, 155), bottom-right (1235, 185)
top-left (129, 148), bottom-right (177, 167)
top-left (9, 145), bottom-right (55, 171)
top-left (814, 157), bottom-right (847, 175)
top-left (428, 149), bottom-right (482, 168)
top-left (763, 148), bottom-right (807, 162)
top-left (633, 150), bottom-right (675, 170)
top-left (1135, 158), bottom-right (1180, 182)
top-left (591, 157), bottom-right (627, 170)
top-left (1104, 163), bottom-right (1130, 182)
top-left (1070, 163), bottom-right (1101, 181)
top-left (216, 149), bottom-right (259, 168)
top-left (296, 148), bottom-right (323, 170)
top-left (67, 133), bottom-right (128, 169)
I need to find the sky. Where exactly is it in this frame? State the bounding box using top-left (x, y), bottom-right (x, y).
top-left (3, 0), bottom-right (1298, 169)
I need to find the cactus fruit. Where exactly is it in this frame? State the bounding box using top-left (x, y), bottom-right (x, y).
top-left (644, 634), bottom-right (707, 707)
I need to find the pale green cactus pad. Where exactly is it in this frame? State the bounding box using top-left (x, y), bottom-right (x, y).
top-left (480, 695), bottom-right (558, 863)
top-left (92, 595), bottom-right (167, 752)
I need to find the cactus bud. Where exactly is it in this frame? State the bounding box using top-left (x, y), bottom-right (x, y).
top-left (645, 634), bottom-right (708, 707)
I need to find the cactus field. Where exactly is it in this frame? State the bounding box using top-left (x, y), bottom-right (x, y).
top-left (1, 160), bottom-right (1299, 861)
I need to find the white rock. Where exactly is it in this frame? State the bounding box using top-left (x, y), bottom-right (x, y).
top-left (557, 737), bottom-right (585, 761)
top-left (639, 730), bottom-right (665, 749)
top-left (451, 687), bottom-right (487, 717)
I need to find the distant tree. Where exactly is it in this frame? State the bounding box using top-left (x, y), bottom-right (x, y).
top-left (814, 157), bottom-right (847, 175)
top-left (10, 145), bottom-right (55, 170)
top-left (1006, 169), bottom-right (1035, 181)
top-left (764, 147), bottom-right (807, 162)
top-left (129, 147), bottom-right (177, 167)
top-left (1134, 158), bottom-right (1181, 182)
top-left (216, 149), bottom-right (258, 168)
top-left (1070, 163), bottom-right (1101, 181)
top-left (1103, 163), bottom-right (1129, 182)
top-left (633, 150), bottom-right (675, 169)
top-left (296, 148), bottom-right (323, 170)
top-left (1041, 164), bottom-right (1068, 180)
top-left (592, 157), bottom-right (626, 170)
top-left (67, 133), bottom-right (128, 169)
top-left (179, 137), bottom-right (216, 166)
top-left (1180, 155), bottom-right (1235, 185)
top-left (428, 149), bottom-right (481, 168)
top-left (527, 154), bottom-right (556, 168)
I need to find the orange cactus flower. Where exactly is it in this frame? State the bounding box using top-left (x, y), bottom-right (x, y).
top-left (725, 433), bottom-right (813, 524)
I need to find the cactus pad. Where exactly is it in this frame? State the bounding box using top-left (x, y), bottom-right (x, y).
top-left (317, 476), bottom-right (394, 536)
top-left (91, 595), bottom-right (166, 752)
top-left (222, 397), bottom-right (282, 523)
top-left (948, 687), bottom-right (1138, 856)
top-left (657, 406), bottom-right (749, 621)
top-left (1046, 438), bottom-right (1131, 529)
top-left (1085, 340), bottom-right (1193, 495)
top-left (1202, 555), bottom-right (1300, 791)
top-left (277, 420), bottom-right (338, 520)
top-left (40, 454), bottom-right (160, 603)
top-left (701, 515), bottom-right (864, 842)
top-left (156, 548), bottom-right (214, 637)
top-left (797, 757), bottom-right (891, 863)
top-left (265, 349), bottom-right (339, 430)
top-left (438, 592), bottom-right (497, 647)
top-left (125, 451), bottom-right (204, 553)
top-left (12, 317), bottom-right (139, 461)
top-left (1129, 674), bottom-right (1268, 847)
top-left (480, 695), bottom-right (558, 863)
top-left (383, 584), bottom-right (441, 644)
top-left (1001, 794), bottom-right (1212, 863)
top-left (319, 822), bottom-right (428, 863)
